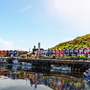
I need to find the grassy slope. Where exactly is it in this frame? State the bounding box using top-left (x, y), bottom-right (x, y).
top-left (51, 33), bottom-right (90, 49)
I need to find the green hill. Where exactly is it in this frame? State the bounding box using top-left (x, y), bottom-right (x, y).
top-left (51, 33), bottom-right (90, 49)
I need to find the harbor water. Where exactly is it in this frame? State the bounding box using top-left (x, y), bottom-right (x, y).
top-left (0, 64), bottom-right (90, 90)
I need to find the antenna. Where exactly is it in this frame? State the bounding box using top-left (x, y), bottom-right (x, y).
top-left (29, 47), bottom-right (30, 52)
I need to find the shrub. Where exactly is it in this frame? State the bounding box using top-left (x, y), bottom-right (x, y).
top-left (45, 56), bottom-right (50, 59)
top-left (56, 57), bottom-right (59, 59)
top-left (70, 56), bottom-right (74, 60)
top-left (74, 56), bottom-right (78, 60)
top-left (36, 56), bottom-right (39, 58)
top-left (41, 55), bottom-right (53, 59)
top-left (52, 55), bottom-right (56, 59)
top-left (4, 54), bottom-right (6, 57)
top-left (29, 54), bottom-right (32, 57)
top-left (41, 55), bottom-right (46, 59)
top-left (84, 57), bottom-right (88, 60)
top-left (67, 56), bottom-right (71, 60)
top-left (77, 55), bottom-right (81, 60)
top-left (80, 56), bottom-right (85, 59)
top-left (20, 54), bottom-right (26, 58)
top-left (77, 55), bottom-right (81, 58)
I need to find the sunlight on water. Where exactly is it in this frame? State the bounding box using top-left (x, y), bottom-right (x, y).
top-left (0, 64), bottom-right (90, 90)
top-left (0, 76), bottom-right (52, 90)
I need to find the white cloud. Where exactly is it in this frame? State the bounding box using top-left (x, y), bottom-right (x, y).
top-left (0, 39), bottom-right (29, 50)
top-left (47, 0), bottom-right (90, 18)
top-left (0, 39), bottom-right (14, 50)
top-left (44, 0), bottom-right (90, 34)
top-left (19, 5), bottom-right (32, 13)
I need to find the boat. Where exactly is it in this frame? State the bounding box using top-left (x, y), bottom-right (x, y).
top-left (12, 65), bottom-right (20, 71)
top-left (2, 59), bottom-right (7, 63)
top-left (21, 62), bottom-right (32, 66)
top-left (0, 59), bottom-right (7, 64)
top-left (84, 69), bottom-right (90, 82)
top-left (27, 63), bottom-right (32, 66)
top-left (85, 69), bottom-right (90, 75)
top-left (50, 69), bottom-right (71, 74)
top-left (84, 72), bottom-right (90, 82)
top-left (51, 65), bottom-right (71, 71)
top-left (21, 62), bottom-right (27, 66)
top-left (61, 67), bottom-right (71, 71)
top-left (51, 65), bottom-right (62, 70)
top-left (0, 59), bottom-right (2, 63)
top-left (21, 65), bottom-right (32, 70)
top-left (13, 59), bottom-right (20, 64)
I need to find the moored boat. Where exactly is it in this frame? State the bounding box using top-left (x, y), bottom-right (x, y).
top-left (51, 65), bottom-right (71, 71)
top-left (0, 59), bottom-right (7, 64)
top-left (84, 72), bottom-right (90, 82)
top-left (13, 59), bottom-right (20, 64)
top-left (27, 63), bottom-right (32, 66)
top-left (61, 67), bottom-right (71, 71)
top-left (51, 65), bottom-right (62, 70)
top-left (0, 59), bottom-right (2, 63)
top-left (21, 62), bottom-right (27, 66)
top-left (84, 69), bottom-right (90, 82)
top-left (2, 59), bottom-right (7, 63)
top-left (21, 62), bottom-right (32, 66)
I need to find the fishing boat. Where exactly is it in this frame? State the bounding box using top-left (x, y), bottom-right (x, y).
top-left (51, 65), bottom-right (71, 71)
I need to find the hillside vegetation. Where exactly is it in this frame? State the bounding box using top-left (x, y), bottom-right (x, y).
top-left (51, 33), bottom-right (90, 49)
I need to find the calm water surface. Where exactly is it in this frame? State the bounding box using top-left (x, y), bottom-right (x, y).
top-left (0, 64), bottom-right (90, 90)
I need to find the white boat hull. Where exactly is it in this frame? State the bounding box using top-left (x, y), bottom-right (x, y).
top-left (61, 67), bottom-right (71, 71)
top-left (51, 65), bottom-right (71, 71)
top-left (0, 59), bottom-right (6, 64)
top-left (51, 66), bottom-right (62, 70)
top-left (13, 59), bottom-right (20, 64)
top-left (21, 62), bottom-right (32, 66)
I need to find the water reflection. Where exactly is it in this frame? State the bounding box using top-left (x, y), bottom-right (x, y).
top-left (0, 64), bottom-right (90, 90)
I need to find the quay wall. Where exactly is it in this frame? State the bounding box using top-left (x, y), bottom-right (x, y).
top-left (5, 58), bottom-right (90, 72)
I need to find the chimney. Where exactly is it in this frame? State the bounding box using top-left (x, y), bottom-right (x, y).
top-left (38, 42), bottom-right (40, 51)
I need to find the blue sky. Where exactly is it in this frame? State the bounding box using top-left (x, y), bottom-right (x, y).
top-left (0, 0), bottom-right (90, 51)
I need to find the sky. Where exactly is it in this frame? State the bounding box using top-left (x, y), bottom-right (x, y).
top-left (0, 76), bottom-right (52, 90)
top-left (0, 0), bottom-right (90, 51)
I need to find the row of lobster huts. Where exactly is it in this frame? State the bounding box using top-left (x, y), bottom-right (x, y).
top-left (35, 48), bottom-right (90, 58)
top-left (0, 50), bottom-right (29, 57)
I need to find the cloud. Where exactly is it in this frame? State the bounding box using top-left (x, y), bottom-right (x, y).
top-left (19, 5), bottom-right (32, 13)
top-left (0, 39), bottom-right (29, 51)
top-left (0, 38), bottom-right (14, 50)
top-left (44, 0), bottom-right (90, 33)
top-left (46, 0), bottom-right (90, 18)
